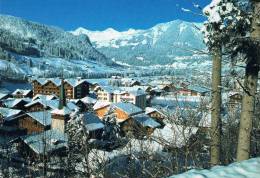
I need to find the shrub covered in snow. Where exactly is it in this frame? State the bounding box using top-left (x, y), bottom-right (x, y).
top-left (201, 0), bottom-right (252, 59)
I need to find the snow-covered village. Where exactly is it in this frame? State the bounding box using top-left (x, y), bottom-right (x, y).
top-left (0, 0), bottom-right (260, 177)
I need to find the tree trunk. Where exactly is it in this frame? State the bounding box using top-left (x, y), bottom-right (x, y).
top-left (237, 0), bottom-right (260, 161)
top-left (210, 46), bottom-right (222, 166)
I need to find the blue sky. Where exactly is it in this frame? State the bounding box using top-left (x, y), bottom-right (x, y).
top-left (0, 0), bottom-right (210, 31)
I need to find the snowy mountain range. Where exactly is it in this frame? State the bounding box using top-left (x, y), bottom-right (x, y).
top-left (0, 15), bottom-right (123, 79)
top-left (71, 20), bottom-right (208, 65)
top-left (0, 14), bottom-right (210, 80)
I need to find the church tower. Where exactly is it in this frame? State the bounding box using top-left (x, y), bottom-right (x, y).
top-left (51, 78), bottom-right (70, 132)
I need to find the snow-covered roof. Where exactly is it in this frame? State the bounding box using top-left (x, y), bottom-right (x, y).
top-left (81, 96), bottom-right (97, 105)
top-left (51, 107), bottom-right (72, 115)
top-left (33, 78), bottom-right (88, 88)
top-left (152, 123), bottom-right (198, 148)
top-left (169, 157), bottom-right (260, 178)
top-left (65, 78), bottom-right (87, 87)
top-left (0, 93), bottom-right (10, 100)
top-left (12, 89), bottom-right (32, 96)
top-left (113, 102), bottom-right (143, 116)
top-left (83, 112), bottom-right (105, 131)
top-left (145, 107), bottom-right (167, 117)
top-left (25, 99), bottom-right (78, 111)
top-left (27, 111), bottom-right (52, 126)
top-left (2, 98), bottom-right (31, 108)
top-left (150, 80), bottom-right (173, 86)
top-left (121, 78), bottom-right (140, 86)
top-left (132, 113), bottom-right (161, 128)
top-left (98, 85), bottom-right (120, 93)
top-left (86, 78), bottom-right (109, 86)
top-left (25, 99), bottom-right (59, 109)
top-left (93, 101), bottom-right (111, 110)
top-left (0, 107), bottom-right (22, 121)
top-left (119, 87), bottom-right (146, 96)
top-left (32, 94), bottom-right (57, 101)
top-left (134, 85), bottom-right (152, 92)
top-left (66, 102), bottom-right (79, 111)
top-left (20, 129), bottom-right (68, 155)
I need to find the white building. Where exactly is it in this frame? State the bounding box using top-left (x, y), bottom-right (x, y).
top-left (95, 85), bottom-right (147, 109)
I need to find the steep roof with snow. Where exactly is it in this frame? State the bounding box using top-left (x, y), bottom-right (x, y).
top-left (119, 87), bottom-right (146, 96)
top-left (0, 107), bottom-right (22, 121)
top-left (20, 129), bottom-right (68, 155)
top-left (25, 99), bottom-right (59, 109)
top-left (145, 107), bottom-right (167, 117)
top-left (32, 78), bottom-right (88, 88)
top-left (32, 94), bottom-right (57, 101)
top-left (93, 101), bottom-right (111, 110)
top-left (26, 111), bottom-right (52, 126)
top-left (51, 107), bottom-right (72, 115)
top-left (0, 93), bottom-right (10, 100)
top-left (12, 89), bottom-right (32, 96)
top-left (25, 99), bottom-right (78, 111)
top-left (80, 96), bottom-right (97, 104)
top-left (2, 98), bottom-right (31, 108)
top-left (113, 102), bottom-right (143, 116)
top-left (132, 113), bottom-right (161, 128)
top-left (83, 112), bottom-right (105, 131)
top-left (98, 85), bottom-right (121, 93)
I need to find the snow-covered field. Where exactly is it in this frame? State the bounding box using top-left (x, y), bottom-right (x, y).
top-left (170, 157), bottom-right (260, 178)
top-left (0, 56), bottom-right (120, 78)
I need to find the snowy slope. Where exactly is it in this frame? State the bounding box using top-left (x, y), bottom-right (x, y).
top-left (0, 14), bottom-right (126, 79)
top-left (71, 20), bottom-right (207, 66)
top-left (169, 157), bottom-right (260, 178)
top-left (0, 14), bottom-right (115, 66)
top-left (0, 56), bottom-right (120, 78)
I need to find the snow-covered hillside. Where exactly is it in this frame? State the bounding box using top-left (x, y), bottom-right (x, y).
top-left (0, 56), bottom-right (121, 79)
top-left (71, 20), bottom-right (208, 66)
top-left (0, 14), bottom-right (115, 66)
top-left (0, 14), bottom-right (125, 79)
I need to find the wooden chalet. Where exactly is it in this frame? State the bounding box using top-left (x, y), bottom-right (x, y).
top-left (145, 107), bottom-right (166, 126)
top-left (17, 129), bottom-right (68, 160)
top-left (129, 113), bottom-right (161, 137)
top-left (69, 99), bottom-right (87, 112)
top-left (24, 99), bottom-right (78, 112)
top-left (178, 86), bottom-right (210, 96)
top-left (17, 111), bottom-right (52, 134)
top-left (50, 79), bottom-right (73, 133)
top-left (0, 107), bottom-right (23, 125)
top-left (80, 96), bottom-right (97, 108)
top-left (112, 102), bottom-right (144, 122)
top-left (93, 101), bottom-right (111, 119)
top-left (1, 98), bottom-right (30, 110)
top-left (121, 78), bottom-right (141, 87)
top-left (82, 112), bottom-right (105, 139)
top-left (31, 78), bottom-right (89, 99)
